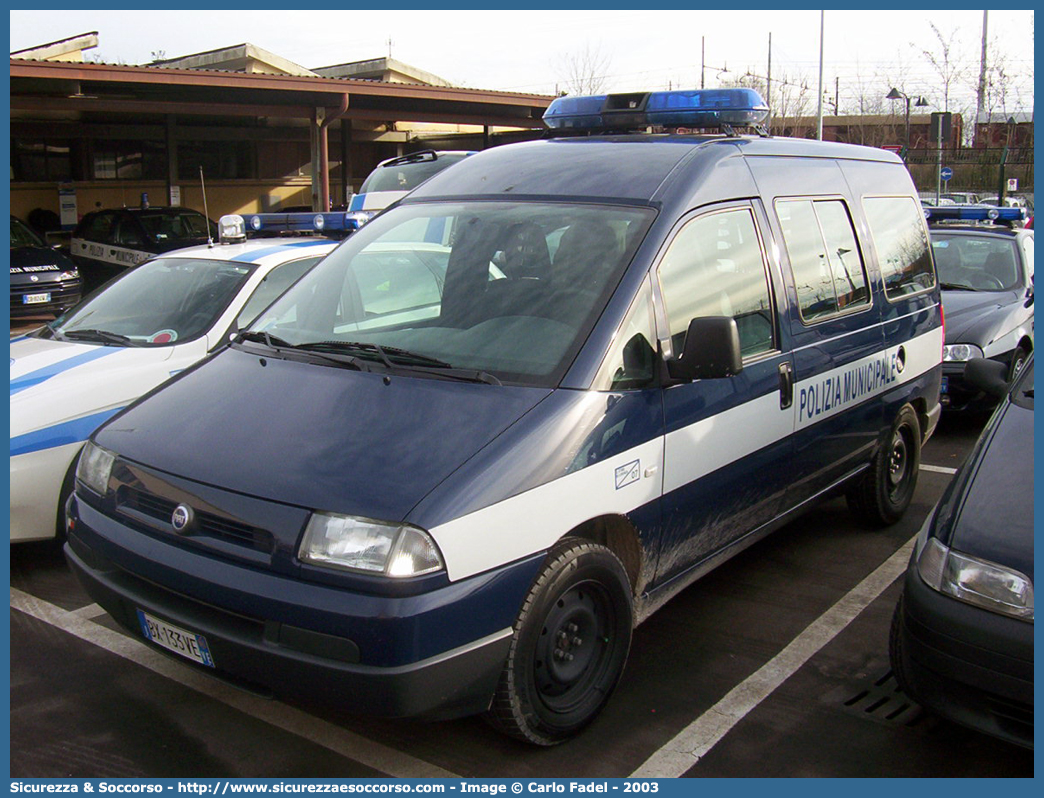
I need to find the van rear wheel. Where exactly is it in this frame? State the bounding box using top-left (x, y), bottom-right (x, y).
top-left (485, 538), bottom-right (632, 745)
top-left (847, 405), bottom-right (921, 526)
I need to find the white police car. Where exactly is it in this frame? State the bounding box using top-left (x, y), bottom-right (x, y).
top-left (345, 150), bottom-right (475, 227)
top-left (11, 219), bottom-right (336, 543)
top-left (65, 89), bottom-right (943, 744)
top-left (927, 205), bottom-right (1034, 409)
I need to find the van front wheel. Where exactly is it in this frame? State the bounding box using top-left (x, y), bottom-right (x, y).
top-left (847, 405), bottom-right (921, 526)
top-left (485, 539), bottom-right (633, 745)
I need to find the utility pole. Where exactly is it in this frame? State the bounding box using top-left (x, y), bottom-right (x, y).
top-left (701, 36), bottom-right (705, 89)
top-left (816, 11), bottom-right (825, 140)
top-left (766, 32), bottom-right (772, 126)
top-left (974, 11), bottom-right (988, 147)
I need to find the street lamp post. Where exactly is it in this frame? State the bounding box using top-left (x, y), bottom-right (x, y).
top-left (886, 88), bottom-right (929, 157)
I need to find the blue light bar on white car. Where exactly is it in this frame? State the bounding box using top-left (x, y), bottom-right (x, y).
top-left (229, 212), bottom-right (363, 240)
top-left (543, 88), bottom-right (770, 131)
top-left (924, 205), bottom-right (1026, 224)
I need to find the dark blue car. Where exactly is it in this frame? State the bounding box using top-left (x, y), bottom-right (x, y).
top-left (890, 354), bottom-right (1033, 749)
top-left (10, 215), bottom-right (82, 318)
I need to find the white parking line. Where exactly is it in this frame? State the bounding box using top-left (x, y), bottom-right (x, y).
top-left (920, 464), bottom-right (958, 475)
top-left (10, 588), bottom-right (458, 779)
top-left (631, 533), bottom-right (918, 778)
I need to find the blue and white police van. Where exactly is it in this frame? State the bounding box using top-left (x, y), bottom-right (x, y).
top-left (65, 89), bottom-right (943, 745)
top-left (11, 218), bottom-right (337, 543)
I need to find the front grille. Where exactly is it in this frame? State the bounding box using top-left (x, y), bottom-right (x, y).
top-left (118, 485), bottom-right (274, 553)
top-left (10, 281), bottom-right (82, 311)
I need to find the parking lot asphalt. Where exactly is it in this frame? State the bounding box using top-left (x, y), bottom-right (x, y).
top-left (8, 394), bottom-right (1031, 778)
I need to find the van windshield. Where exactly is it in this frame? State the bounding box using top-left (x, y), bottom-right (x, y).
top-left (250, 201), bottom-right (655, 386)
top-left (359, 154), bottom-right (470, 193)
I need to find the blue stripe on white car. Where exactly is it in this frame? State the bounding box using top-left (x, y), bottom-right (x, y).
top-left (10, 347), bottom-right (118, 396)
top-left (10, 406), bottom-right (126, 456)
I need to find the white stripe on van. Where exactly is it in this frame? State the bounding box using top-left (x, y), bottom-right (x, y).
top-left (428, 326), bottom-right (943, 582)
top-left (71, 238), bottom-right (152, 268)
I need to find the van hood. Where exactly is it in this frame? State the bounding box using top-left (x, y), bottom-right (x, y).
top-left (942, 289), bottom-right (1021, 343)
top-left (94, 346), bottom-right (551, 522)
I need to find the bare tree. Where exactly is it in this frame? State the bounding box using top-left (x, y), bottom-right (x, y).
top-left (554, 42), bottom-right (611, 95)
top-left (918, 22), bottom-right (968, 113)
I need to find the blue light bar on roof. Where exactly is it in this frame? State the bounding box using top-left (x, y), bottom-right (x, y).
top-left (925, 205), bottom-right (1026, 224)
top-left (244, 212), bottom-right (362, 236)
top-left (543, 88), bottom-right (769, 131)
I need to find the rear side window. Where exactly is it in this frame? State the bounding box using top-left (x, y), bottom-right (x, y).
top-left (81, 212), bottom-right (116, 243)
top-left (862, 196), bottom-right (935, 299)
top-left (776, 198), bottom-right (870, 322)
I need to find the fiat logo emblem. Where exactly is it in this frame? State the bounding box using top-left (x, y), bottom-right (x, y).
top-left (171, 504), bottom-right (194, 534)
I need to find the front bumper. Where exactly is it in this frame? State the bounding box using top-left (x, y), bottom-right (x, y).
top-left (65, 495), bottom-right (542, 720)
top-left (10, 443), bottom-right (82, 542)
top-left (895, 564), bottom-right (1033, 748)
top-left (10, 279), bottom-right (82, 318)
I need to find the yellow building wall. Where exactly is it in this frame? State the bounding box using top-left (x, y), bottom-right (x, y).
top-left (11, 180), bottom-right (313, 225)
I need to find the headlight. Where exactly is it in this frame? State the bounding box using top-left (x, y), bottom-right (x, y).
top-left (299, 513), bottom-right (444, 577)
top-left (943, 344), bottom-right (984, 362)
top-left (917, 537), bottom-right (1034, 621)
top-left (76, 442), bottom-right (115, 496)
top-left (58, 270), bottom-right (79, 281)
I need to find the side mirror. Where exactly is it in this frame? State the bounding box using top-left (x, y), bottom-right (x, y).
top-left (1025, 278), bottom-right (1034, 307)
top-left (964, 358), bottom-right (1009, 400)
top-left (666, 316), bottom-right (743, 382)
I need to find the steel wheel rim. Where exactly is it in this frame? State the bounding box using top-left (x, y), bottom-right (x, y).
top-left (533, 581), bottom-right (613, 713)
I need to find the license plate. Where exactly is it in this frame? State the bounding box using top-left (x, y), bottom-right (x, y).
top-left (137, 609), bottom-right (215, 667)
top-left (940, 376), bottom-right (948, 394)
top-left (22, 292), bottom-right (51, 305)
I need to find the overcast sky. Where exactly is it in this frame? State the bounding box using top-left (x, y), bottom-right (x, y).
top-left (9, 9), bottom-right (1035, 117)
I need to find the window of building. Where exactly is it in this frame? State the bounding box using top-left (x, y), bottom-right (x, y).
top-left (91, 140), bottom-right (165, 180)
top-left (11, 140), bottom-right (73, 182)
top-left (178, 141), bottom-right (256, 181)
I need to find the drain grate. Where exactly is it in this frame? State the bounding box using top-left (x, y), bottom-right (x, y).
top-left (825, 670), bottom-right (927, 727)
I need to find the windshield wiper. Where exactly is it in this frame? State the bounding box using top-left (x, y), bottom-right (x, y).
top-left (234, 330), bottom-right (368, 371)
top-left (61, 328), bottom-right (135, 346)
top-left (296, 341), bottom-right (502, 385)
top-left (939, 282), bottom-right (976, 291)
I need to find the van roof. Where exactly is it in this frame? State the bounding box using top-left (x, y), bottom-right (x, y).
top-left (405, 135), bottom-right (904, 206)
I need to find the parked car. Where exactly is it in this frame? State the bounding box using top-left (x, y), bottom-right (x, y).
top-left (345, 150), bottom-right (475, 225)
top-left (890, 354), bottom-right (1033, 749)
top-left (65, 88), bottom-right (943, 745)
top-left (10, 215), bottom-right (82, 318)
top-left (941, 191), bottom-right (982, 205)
top-left (11, 231), bottom-right (336, 544)
top-left (926, 206), bottom-right (1034, 410)
top-left (70, 204), bottom-right (218, 290)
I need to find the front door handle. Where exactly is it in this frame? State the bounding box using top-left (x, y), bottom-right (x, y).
top-left (778, 362), bottom-right (794, 410)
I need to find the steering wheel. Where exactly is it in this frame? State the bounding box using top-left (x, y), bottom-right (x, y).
top-left (969, 273), bottom-right (1004, 290)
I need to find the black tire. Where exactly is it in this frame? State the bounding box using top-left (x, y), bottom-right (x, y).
top-left (847, 405), bottom-right (921, 526)
top-left (54, 452), bottom-right (81, 545)
top-left (485, 538), bottom-right (633, 745)
top-left (888, 593), bottom-right (916, 701)
top-left (1009, 346), bottom-right (1030, 382)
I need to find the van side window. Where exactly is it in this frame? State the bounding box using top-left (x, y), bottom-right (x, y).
top-left (657, 207), bottom-right (775, 359)
top-left (592, 276), bottom-right (656, 391)
top-left (777, 199), bottom-right (869, 322)
top-left (862, 196), bottom-right (935, 299)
